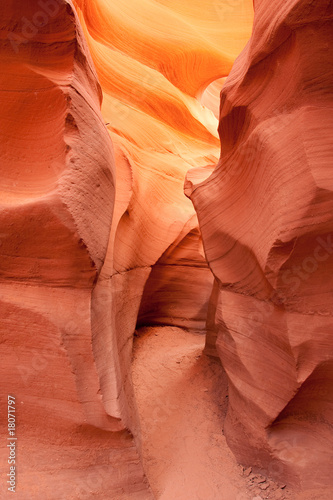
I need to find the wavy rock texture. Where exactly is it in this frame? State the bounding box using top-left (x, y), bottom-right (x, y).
top-left (0, 1), bottom-right (151, 498)
top-left (71, 0), bottom-right (254, 440)
top-left (137, 226), bottom-right (214, 331)
top-left (1, 0), bottom-right (275, 497)
top-left (186, 0), bottom-right (333, 490)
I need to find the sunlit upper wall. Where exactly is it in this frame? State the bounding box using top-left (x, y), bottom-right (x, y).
top-left (72, 0), bottom-right (254, 273)
top-left (73, 0), bottom-right (253, 168)
top-left (74, 0), bottom-right (253, 96)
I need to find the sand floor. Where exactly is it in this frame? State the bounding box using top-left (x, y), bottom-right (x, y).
top-left (132, 326), bottom-right (295, 500)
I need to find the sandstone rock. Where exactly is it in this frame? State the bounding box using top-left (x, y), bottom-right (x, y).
top-left (0, 1), bottom-right (152, 498)
top-left (137, 227), bottom-right (214, 331)
top-left (244, 466), bottom-right (253, 477)
top-left (72, 0), bottom-right (250, 444)
top-left (186, 0), bottom-right (333, 490)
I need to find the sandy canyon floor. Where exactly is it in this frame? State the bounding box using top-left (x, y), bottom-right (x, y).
top-left (132, 326), bottom-right (303, 500)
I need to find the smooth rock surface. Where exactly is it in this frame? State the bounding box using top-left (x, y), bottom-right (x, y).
top-left (72, 0), bottom-right (254, 447)
top-left (0, 1), bottom-right (151, 498)
top-left (186, 0), bottom-right (333, 491)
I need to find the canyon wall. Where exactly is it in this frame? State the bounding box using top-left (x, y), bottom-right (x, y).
top-left (4, 0), bottom-right (332, 497)
top-left (0, 1), bottom-right (152, 498)
top-left (186, 0), bottom-right (333, 490)
top-left (1, 1), bottom-right (254, 498)
top-left (72, 0), bottom-right (253, 439)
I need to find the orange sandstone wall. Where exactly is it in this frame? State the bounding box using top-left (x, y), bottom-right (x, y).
top-left (186, 0), bottom-right (333, 490)
top-left (0, 1), bottom-right (152, 498)
top-left (71, 0), bottom-right (253, 442)
top-left (0, 0), bottom-right (261, 497)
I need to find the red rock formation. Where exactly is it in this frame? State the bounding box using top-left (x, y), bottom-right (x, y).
top-left (0, 1), bottom-right (152, 498)
top-left (186, 0), bottom-right (333, 491)
top-left (137, 226), bottom-right (214, 331)
top-left (72, 0), bottom-right (252, 445)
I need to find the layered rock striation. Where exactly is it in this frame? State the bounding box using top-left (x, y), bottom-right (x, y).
top-left (0, 1), bottom-right (151, 498)
top-left (71, 0), bottom-right (253, 445)
top-left (186, 0), bottom-right (333, 490)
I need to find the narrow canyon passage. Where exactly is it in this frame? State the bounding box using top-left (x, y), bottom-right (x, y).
top-left (1, 1), bottom-right (332, 498)
top-left (132, 326), bottom-right (291, 500)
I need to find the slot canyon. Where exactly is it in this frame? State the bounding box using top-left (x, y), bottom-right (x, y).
top-left (0, 0), bottom-right (332, 499)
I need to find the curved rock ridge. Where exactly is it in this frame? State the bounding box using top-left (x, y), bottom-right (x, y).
top-left (137, 225), bottom-right (214, 331)
top-left (200, 77), bottom-right (227, 119)
top-left (74, 0), bottom-right (253, 97)
top-left (186, 0), bottom-right (333, 490)
top-left (1, 0), bottom-right (113, 284)
top-left (1, 0), bottom-right (258, 498)
top-left (0, 1), bottom-right (152, 498)
top-left (70, 0), bottom-right (254, 442)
